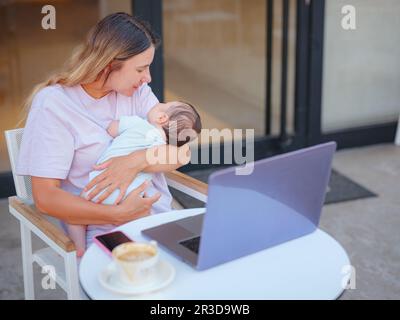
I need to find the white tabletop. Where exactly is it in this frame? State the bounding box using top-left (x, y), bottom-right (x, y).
top-left (79, 208), bottom-right (350, 300)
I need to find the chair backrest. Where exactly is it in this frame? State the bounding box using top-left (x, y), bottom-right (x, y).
top-left (4, 128), bottom-right (34, 204)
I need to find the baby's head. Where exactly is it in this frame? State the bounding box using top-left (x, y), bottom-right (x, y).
top-left (148, 101), bottom-right (202, 146)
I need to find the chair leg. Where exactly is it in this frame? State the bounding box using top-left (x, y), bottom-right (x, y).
top-left (20, 223), bottom-right (35, 300)
top-left (64, 252), bottom-right (80, 300)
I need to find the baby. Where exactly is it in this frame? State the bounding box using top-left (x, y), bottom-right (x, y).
top-left (67, 101), bottom-right (202, 256)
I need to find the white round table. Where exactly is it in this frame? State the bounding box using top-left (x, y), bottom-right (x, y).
top-left (79, 208), bottom-right (350, 300)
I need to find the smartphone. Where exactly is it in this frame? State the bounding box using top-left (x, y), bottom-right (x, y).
top-left (93, 230), bottom-right (134, 257)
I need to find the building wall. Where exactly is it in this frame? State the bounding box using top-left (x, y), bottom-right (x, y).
top-left (322, 0), bottom-right (400, 132)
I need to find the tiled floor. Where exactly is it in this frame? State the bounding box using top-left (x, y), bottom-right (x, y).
top-left (0, 143), bottom-right (400, 299)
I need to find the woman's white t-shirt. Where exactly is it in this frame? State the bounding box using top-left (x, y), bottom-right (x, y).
top-left (16, 83), bottom-right (173, 243)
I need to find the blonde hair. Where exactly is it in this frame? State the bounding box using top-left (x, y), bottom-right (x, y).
top-left (162, 102), bottom-right (202, 147)
top-left (18, 12), bottom-right (160, 126)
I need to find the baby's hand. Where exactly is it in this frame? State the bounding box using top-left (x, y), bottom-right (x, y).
top-left (107, 120), bottom-right (119, 138)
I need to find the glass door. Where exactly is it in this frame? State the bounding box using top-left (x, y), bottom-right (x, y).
top-left (163, 0), bottom-right (268, 136)
top-left (306, 0), bottom-right (399, 148)
top-left (133, 0), bottom-right (305, 171)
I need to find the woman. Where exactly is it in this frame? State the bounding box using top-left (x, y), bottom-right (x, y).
top-left (16, 12), bottom-right (190, 250)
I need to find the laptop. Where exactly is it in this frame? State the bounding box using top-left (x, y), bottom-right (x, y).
top-left (142, 142), bottom-right (336, 270)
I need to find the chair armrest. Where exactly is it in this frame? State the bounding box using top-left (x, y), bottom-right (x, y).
top-left (165, 170), bottom-right (208, 202)
top-left (8, 196), bottom-right (76, 252)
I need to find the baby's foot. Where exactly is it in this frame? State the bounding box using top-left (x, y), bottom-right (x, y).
top-left (76, 248), bottom-right (85, 258)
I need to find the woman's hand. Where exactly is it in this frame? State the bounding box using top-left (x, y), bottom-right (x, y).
top-left (83, 150), bottom-right (147, 204)
top-left (112, 181), bottom-right (161, 225)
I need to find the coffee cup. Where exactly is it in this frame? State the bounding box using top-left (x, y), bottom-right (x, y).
top-left (112, 240), bottom-right (159, 285)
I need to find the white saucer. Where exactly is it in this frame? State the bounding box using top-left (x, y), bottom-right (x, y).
top-left (98, 260), bottom-right (175, 296)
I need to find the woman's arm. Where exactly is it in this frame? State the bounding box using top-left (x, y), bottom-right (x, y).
top-left (84, 144), bottom-right (191, 203)
top-left (32, 177), bottom-right (160, 225)
top-left (142, 143), bottom-right (191, 173)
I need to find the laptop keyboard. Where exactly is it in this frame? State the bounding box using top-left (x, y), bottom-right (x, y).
top-left (179, 236), bottom-right (201, 254)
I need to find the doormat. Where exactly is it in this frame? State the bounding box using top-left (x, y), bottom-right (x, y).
top-left (170, 168), bottom-right (377, 209)
top-left (325, 169), bottom-right (377, 204)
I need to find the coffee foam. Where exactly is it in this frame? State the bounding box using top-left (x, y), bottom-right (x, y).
top-left (113, 242), bottom-right (157, 263)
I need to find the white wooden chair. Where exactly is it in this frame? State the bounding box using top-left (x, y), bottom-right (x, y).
top-left (5, 128), bottom-right (208, 300)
